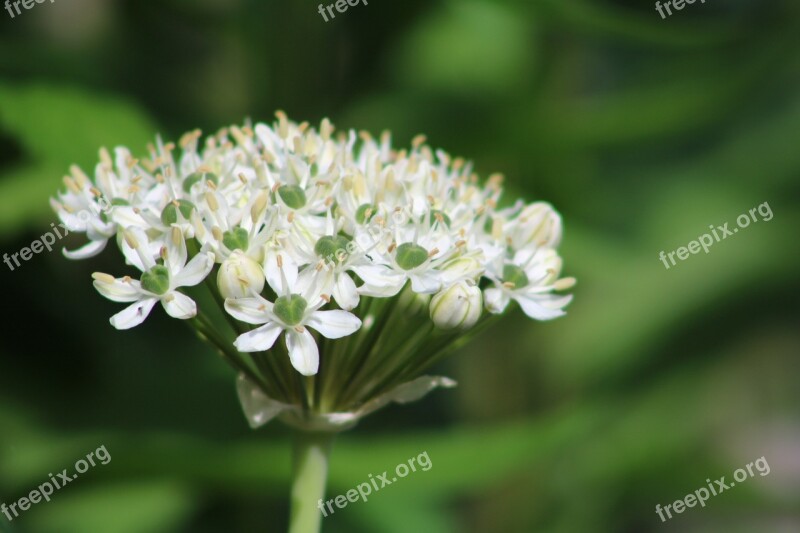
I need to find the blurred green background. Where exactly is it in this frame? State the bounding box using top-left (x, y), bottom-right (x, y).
top-left (1, 0), bottom-right (798, 531)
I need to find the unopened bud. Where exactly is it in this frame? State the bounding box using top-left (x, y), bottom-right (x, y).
top-left (217, 251), bottom-right (265, 299)
top-left (513, 202), bottom-right (562, 249)
top-left (429, 281), bottom-right (482, 330)
top-left (440, 254), bottom-right (483, 284)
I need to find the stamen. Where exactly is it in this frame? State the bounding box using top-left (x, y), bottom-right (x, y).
top-left (206, 192), bottom-right (219, 211)
top-left (63, 176), bottom-right (80, 193)
top-left (123, 230), bottom-right (139, 249)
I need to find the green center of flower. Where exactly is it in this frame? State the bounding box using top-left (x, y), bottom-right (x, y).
top-left (160, 200), bottom-right (196, 225)
top-left (502, 264), bottom-right (529, 288)
top-left (355, 204), bottom-right (376, 224)
top-left (111, 198), bottom-right (130, 206)
top-left (396, 243), bottom-right (429, 270)
top-left (278, 185), bottom-right (307, 209)
top-left (314, 235), bottom-right (351, 263)
top-left (222, 227), bottom-right (249, 252)
top-left (140, 265), bottom-right (170, 295)
top-left (273, 294), bottom-right (307, 326)
top-left (182, 171), bottom-right (218, 193)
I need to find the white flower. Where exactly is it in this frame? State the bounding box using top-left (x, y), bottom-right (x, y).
top-left (484, 249), bottom-right (575, 320)
top-left (92, 227), bottom-right (214, 329)
top-left (224, 252), bottom-right (361, 376)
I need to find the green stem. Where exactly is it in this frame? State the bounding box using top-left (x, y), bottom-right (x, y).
top-left (289, 431), bottom-right (334, 533)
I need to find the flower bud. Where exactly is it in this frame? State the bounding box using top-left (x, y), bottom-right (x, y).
top-left (511, 202), bottom-right (562, 249)
top-left (429, 281), bottom-right (482, 330)
top-left (217, 250), bottom-right (265, 299)
top-left (439, 253), bottom-right (484, 284)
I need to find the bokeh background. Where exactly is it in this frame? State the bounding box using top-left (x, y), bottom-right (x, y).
top-left (1, 0), bottom-right (799, 531)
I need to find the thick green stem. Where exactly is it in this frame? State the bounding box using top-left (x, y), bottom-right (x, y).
top-left (289, 431), bottom-right (334, 533)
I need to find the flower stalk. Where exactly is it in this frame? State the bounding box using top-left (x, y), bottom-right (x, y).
top-left (289, 431), bottom-right (334, 533)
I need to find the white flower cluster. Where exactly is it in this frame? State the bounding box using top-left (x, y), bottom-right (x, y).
top-left (52, 114), bottom-right (574, 377)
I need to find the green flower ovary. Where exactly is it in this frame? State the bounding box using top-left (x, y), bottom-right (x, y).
top-left (314, 235), bottom-right (351, 263)
top-left (223, 227), bottom-right (250, 252)
top-left (396, 243), bottom-right (429, 270)
top-left (278, 185), bottom-right (307, 209)
top-left (140, 265), bottom-right (170, 295)
top-left (160, 200), bottom-right (196, 225)
top-left (502, 264), bottom-right (529, 288)
top-left (182, 171), bottom-right (218, 193)
top-left (355, 204), bottom-right (376, 224)
top-left (273, 294), bottom-right (308, 326)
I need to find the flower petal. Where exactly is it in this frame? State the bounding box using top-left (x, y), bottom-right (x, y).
top-left (225, 296), bottom-right (273, 324)
top-left (165, 226), bottom-right (189, 277)
top-left (109, 298), bottom-right (157, 330)
top-left (264, 248), bottom-right (298, 295)
top-left (332, 272), bottom-right (359, 310)
top-left (234, 323), bottom-right (282, 352)
top-left (63, 239), bottom-right (108, 260)
top-left (173, 251), bottom-right (215, 287)
top-left (351, 265), bottom-right (405, 297)
top-left (162, 291), bottom-right (197, 320)
top-left (93, 276), bottom-right (142, 302)
top-left (516, 293), bottom-right (572, 321)
top-left (484, 287), bottom-right (510, 314)
top-left (306, 310), bottom-right (361, 339)
top-left (410, 271), bottom-right (442, 294)
top-left (285, 328), bottom-right (319, 376)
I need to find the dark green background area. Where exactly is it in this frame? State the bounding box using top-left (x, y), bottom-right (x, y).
top-left (1, 0), bottom-right (798, 531)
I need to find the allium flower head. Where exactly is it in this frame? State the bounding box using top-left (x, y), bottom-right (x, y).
top-left (52, 112), bottom-right (575, 429)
